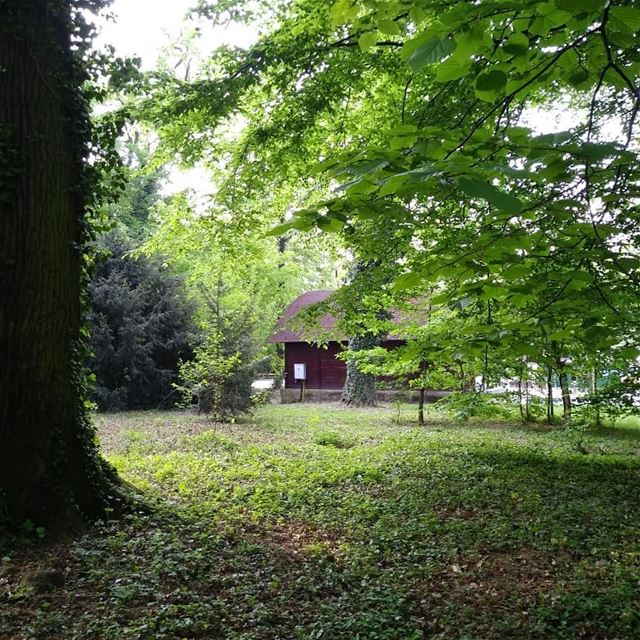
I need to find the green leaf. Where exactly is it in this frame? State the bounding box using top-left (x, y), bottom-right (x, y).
top-left (450, 296), bottom-right (475, 311)
top-left (358, 31), bottom-right (379, 51)
top-left (609, 6), bottom-right (640, 33)
top-left (503, 264), bottom-right (529, 279)
top-left (568, 68), bottom-right (589, 87)
top-left (389, 124), bottom-right (418, 135)
top-left (343, 159), bottom-right (390, 175)
top-left (548, 328), bottom-right (573, 341)
top-left (356, 206), bottom-right (378, 220)
top-left (264, 221), bottom-right (295, 237)
top-left (436, 56), bottom-right (471, 82)
top-left (509, 293), bottom-right (531, 308)
top-left (571, 270), bottom-right (593, 283)
top-left (585, 324), bottom-right (608, 344)
top-left (291, 218), bottom-right (315, 232)
top-left (555, 0), bottom-right (604, 12)
top-left (393, 272), bottom-right (422, 291)
top-left (474, 69), bottom-right (508, 101)
top-left (475, 69), bottom-right (508, 92)
top-left (379, 174), bottom-right (409, 197)
top-left (405, 36), bottom-right (456, 74)
top-left (503, 33), bottom-right (529, 56)
top-left (344, 178), bottom-right (378, 196)
top-left (454, 25), bottom-right (485, 58)
top-left (577, 141), bottom-right (621, 161)
top-left (379, 19), bottom-right (401, 36)
top-left (530, 16), bottom-right (553, 36)
top-left (546, 9), bottom-right (572, 27)
top-left (458, 178), bottom-right (523, 212)
top-left (512, 343), bottom-right (538, 357)
top-left (330, 0), bottom-right (359, 25)
top-left (317, 216), bottom-right (344, 233)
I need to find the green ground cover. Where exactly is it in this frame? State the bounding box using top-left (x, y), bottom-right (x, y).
top-left (1, 404), bottom-right (639, 639)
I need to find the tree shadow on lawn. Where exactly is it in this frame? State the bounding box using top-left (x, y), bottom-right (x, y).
top-left (0, 509), bottom-right (424, 640)
top-left (587, 423), bottom-right (640, 443)
top-left (414, 415), bottom-right (640, 457)
top-left (244, 445), bottom-right (640, 638)
top-left (1, 447), bottom-right (638, 640)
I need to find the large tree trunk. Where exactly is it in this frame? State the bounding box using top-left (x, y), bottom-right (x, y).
top-left (342, 333), bottom-right (378, 407)
top-left (0, 1), bottom-right (120, 529)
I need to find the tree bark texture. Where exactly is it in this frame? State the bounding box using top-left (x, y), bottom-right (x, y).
top-left (558, 369), bottom-right (572, 421)
top-left (0, 1), bottom-right (117, 527)
top-left (342, 333), bottom-right (378, 407)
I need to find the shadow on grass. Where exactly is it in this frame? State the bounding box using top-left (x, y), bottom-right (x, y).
top-left (2, 433), bottom-right (638, 640)
top-left (588, 423), bottom-right (640, 442)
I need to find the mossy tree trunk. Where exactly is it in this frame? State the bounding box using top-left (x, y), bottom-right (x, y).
top-left (342, 333), bottom-right (378, 407)
top-left (0, 0), bottom-right (120, 529)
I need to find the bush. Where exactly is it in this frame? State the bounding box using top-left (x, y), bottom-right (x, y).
top-left (435, 391), bottom-right (519, 422)
top-left (314, 431), bottom-right (355, 449)
top-left (88, 231), bottom-right (196, 411)
top-left (575, 368), bottom-right (640, 426)
top-left (178, 337), bottom-right (255, 421)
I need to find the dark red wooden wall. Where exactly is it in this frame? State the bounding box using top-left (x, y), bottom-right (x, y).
top-left (283, 340), bottom-right (405, 390)
top-left (284, 342), bottom-right (346, 390)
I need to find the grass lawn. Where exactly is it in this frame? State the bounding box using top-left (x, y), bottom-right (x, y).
top-left (1, 403), bottom-right (639, 639)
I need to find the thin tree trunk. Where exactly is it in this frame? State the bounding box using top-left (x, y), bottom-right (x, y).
top-left (418, 387), bottom-right (425, 426)
top-left (547, 366), bottom-right (554, 423)
top-left (518, 376), bottom-right (525, 420)
top-left (591, 368), bottom-right (601, 427)
top-left (481, 300), bottom-right (491, 392)
top-left (0, 1), bottom-right (120, 528)
top-left (557, 367), bottom-right (572, 421)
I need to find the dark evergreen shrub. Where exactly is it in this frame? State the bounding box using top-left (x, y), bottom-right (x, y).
top-left (88, 231), bottom-right (195, 411)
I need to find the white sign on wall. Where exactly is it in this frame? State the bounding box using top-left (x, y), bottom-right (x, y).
top-left (293, 363), bottom-right (306, 380)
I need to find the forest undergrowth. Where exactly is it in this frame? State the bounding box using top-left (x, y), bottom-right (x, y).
top-left (1, 403), bottom-right (639, 639)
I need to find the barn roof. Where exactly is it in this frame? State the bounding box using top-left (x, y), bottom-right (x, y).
top-left (268, 289), bottom-right (422, 343)
top-left (267, 290), bottom-right (338, 343)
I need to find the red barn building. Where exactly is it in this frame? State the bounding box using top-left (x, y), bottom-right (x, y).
top-left (268, 290), bottom-right (406, 402)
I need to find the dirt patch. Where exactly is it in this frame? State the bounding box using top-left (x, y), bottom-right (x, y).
top-left (412, 547), bottom-right (568, 636)
top-left (243, 519), bottom-right (345, 559)
top-left (268, 520), bottom-right (343, 556)
top-left (95, 410), bottom-right (218, 454)
top-left (468, 548), bottom-right (562, 603)
top-left (0, 543), bottom-right (85, 640)
top-left (0, 542), bottom-right (71, 591)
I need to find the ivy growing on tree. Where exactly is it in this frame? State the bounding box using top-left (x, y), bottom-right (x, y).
top-left (0, 0), bottom-right (128, 528)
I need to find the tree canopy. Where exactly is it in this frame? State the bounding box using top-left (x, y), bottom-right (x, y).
top-left (122, 0), bottom-right (639, 419)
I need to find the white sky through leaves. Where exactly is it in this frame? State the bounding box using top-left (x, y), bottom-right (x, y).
top-left (96, 0), bottom-right (258, 70)
top-left (93, 1), bottom-right (258, 196)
